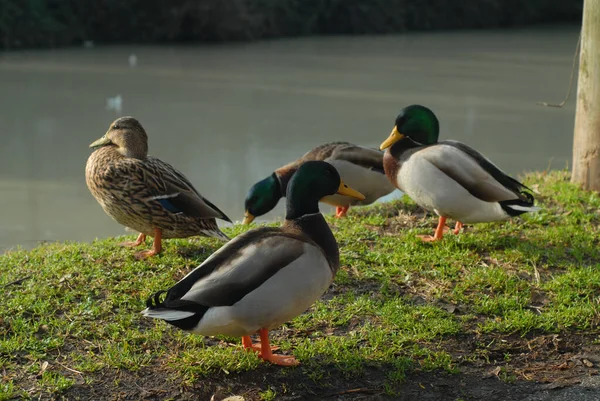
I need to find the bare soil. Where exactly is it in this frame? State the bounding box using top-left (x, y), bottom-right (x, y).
top-left (57, 331), bottom-right (599, 401)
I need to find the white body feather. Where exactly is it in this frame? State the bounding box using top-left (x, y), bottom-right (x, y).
top-left (395, 144), bottom-right (538, 223)
top-left (142, 235), bottom-right (333, 337)
top-left (322, 159), bottom-right (394, 207)
top-left (192, 244), bottom-right (330, 337)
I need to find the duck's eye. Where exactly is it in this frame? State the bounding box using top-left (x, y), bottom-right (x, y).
top-left (112, 125), bottom-right (120, 130)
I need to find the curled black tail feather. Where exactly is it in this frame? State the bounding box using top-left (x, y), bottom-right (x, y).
top-left (144, 289), bottom-right (208, 331)
top-left (146, 290), bottom-right (167, 309)
top-left (145, 290), bottom-right (204, 312)
top-left (499, 191), bottom-right (537, 217)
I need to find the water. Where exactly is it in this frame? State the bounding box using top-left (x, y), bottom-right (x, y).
top-left (0, 26), bottom-right (579, 251)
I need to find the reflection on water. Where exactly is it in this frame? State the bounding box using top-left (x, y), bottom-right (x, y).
top-left (0, 26), bottom-right (578, 251)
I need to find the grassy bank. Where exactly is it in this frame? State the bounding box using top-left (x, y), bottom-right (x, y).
top-left (1, 170), bottom-right (599, 400)
top-left (0, 0), bottom-right (583, 50)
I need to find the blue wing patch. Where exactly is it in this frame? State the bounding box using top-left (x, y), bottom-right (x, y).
top-left (158, 198), bottom-right (181, 214)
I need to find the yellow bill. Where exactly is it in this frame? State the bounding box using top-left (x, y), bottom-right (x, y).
top-left (379, 126), bottom-right (405, 150)
top-left (89, 135), bottom-right (112, 148)
top-left (242, 211), bottom-right (255, 225)
top-left (336, 180), bottom-right (365, 201)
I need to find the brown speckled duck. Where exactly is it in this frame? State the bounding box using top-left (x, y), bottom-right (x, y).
top-left (85, 117), bottom-right (231, 259)
top-left (243, 142), bottom-right (395, 224)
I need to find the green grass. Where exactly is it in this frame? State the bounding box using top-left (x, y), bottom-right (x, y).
top-left (1, 170), bottom-right (599, 399)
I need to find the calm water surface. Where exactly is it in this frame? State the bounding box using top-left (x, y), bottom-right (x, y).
top-left (0, 27), bottom-right (579, 251)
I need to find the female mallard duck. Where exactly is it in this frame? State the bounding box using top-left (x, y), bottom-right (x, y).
top-left (142, 161), bottom-right (365, 366)
top-left (380, 105), bottom-right (539, 242)
top-left (243, 142), bottom-right (394, 224)
top-left (85, 117), bottom-right (231, 259)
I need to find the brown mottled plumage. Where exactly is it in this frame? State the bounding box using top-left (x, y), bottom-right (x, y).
top-left (85, 117), bottom-right (231, 259)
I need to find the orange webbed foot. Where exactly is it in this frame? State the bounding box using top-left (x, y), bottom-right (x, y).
top-left (120, 241), bottom-right (141, 247)
top-left (417, 234), bottom-right (443, 242)
top-left (418, 216), bottom-right (447, 242)
top-left (250, 343), bottom-right (280, 352)
top-left (453, 222), bottom-right (464, 235)
top-left (256, 328), bottom-right (298, 367)
top-left (134, 229), bottom-right (162, 259)
top-left (241, 336), bottom-right (279, 353)
top-left (120, 233), bottom-right (146, 248)
top-left (259, 353), bottom-right (299, 367)
top-left (134, 249), bottom-right (159, 260)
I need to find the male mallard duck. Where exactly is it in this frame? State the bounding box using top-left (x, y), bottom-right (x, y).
top-left (85, 117), bottom-right (231, 259)
top-left (243, 142), bottom-right (394, 224)
top-left (142, 161), bottom-right (365, 366)
top-left (380, 105), bottom-right (539, 242)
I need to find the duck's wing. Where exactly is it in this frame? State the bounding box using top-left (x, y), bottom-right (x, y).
top-left (328, 143), bottom-right (385, 174)
top-left (276, 142), bottom-right (358, 185)
top-left (297, 142), bottom-right (352, 162)
top-left (418, 140), bottom-right (530, 202)
top-left (149, 228), bottom-right (311, 310)
top-left (146, 157), bottom-right (232, 222)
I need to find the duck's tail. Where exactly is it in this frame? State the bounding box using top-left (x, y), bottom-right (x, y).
top-left (141, 290), bottom-right (196, 321)
top-left (199, 220), bottom-right (230, 242)
top-left (142, 307), bottom-right (195, 321)
top-left (500, 192), bottom-right (541, 217)
top-left (206, 229), bottom-right (230, 242)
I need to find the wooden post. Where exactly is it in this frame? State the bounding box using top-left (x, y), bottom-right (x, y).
top-left (572, 0), bottom-right (600, 191)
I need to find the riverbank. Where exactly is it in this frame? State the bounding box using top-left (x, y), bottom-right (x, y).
top-left (0, 0), bottom-right (583, 50)
top-left (1, 170), bottom-right (599, 400)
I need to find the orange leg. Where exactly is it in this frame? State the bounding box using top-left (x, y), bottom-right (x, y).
top-left (453, 221), bottom-right (464, 235)
top-left (257, 328), bottom-right (298, 366)
top-left (242, 334), bottom-right (279, 353)
top-left (119, 233), bottom-right (146, 247)
top-left (335, 206), bottom-right (350, 218)
top-left (135, 228), bottom-right (162, 259)
top-left (417, 216), bottom-right (447, 242)
top-left (242, 335), bottom-right (254, 350)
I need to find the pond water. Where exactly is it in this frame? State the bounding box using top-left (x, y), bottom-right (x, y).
top-left (0, 26), bottom-right (579, 251)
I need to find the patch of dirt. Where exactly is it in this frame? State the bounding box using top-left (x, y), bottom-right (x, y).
top-left (62, 366), bottom-right (540, 401)
top-left (56, 332), bottom-right (600, 401)
top-left (442, 332), bottom-right (600, 384)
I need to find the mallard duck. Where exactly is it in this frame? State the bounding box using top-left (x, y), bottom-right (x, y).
top-left (243, 142), bottom-right (394, 224)
top-left (142, 161), bottom-right (365, 366)
top-left (85, 117), bottom-right (231, 259)
top-left (380, 105), bottom-right (539, 242)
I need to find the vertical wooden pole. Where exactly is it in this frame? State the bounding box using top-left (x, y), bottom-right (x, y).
top-left (572, 0), bottom-right (600, 191)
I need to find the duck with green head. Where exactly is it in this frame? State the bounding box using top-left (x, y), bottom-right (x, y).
top-left (243, 142), bottom-right (394, 224)
top-left (143, 161), bottom-right (365, 366)
top-left (380, 105), bottom-right (539, 241)
top-left (85, 117), bottom-right (231, 259)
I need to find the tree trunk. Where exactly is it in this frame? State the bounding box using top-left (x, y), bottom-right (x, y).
top-left (571, 0), bottom-right (600, 191)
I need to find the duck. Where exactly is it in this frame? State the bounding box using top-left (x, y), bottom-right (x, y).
top-left (243, 142), bottom-right (394, 224)
top-left (379, 104), bottom-right (540, 242)
top-left (142, 161), bottom-right (365, 366)
top-left (85, 117), bottom-right (231, 259)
